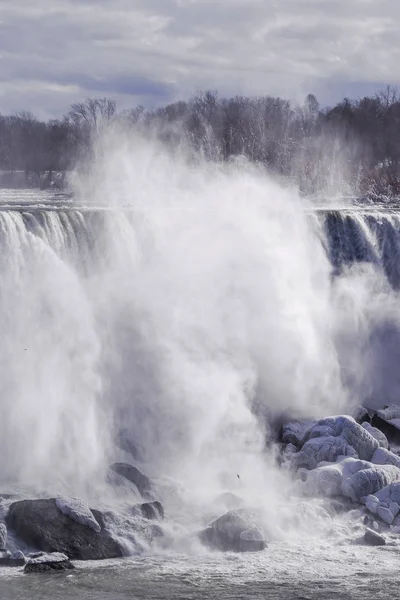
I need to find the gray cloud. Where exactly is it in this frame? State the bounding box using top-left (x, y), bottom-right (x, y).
top-left (0, 0), bottom-right (399, 117)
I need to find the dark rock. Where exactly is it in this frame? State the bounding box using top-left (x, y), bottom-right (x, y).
top-left (110, 463), bottom-right (152, 498)
top-left (371, 413), bottom-right (400, 446)
top-left (364, 528), bottom-right (386, 546)
top-left (137, 501), bottom-right (164, 520)
top-left (199, 509), bottom-right (267, 553)
top-left (24, 552), bottom-right (74, 573)
top-left (6, 499), bottom-right (123, 560)
top-left (105, 469), bottom-right (142, 499)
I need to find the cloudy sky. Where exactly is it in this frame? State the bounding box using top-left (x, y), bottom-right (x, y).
top-left (0, 0), bottom-right (399, 118)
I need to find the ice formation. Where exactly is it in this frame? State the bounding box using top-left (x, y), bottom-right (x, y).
top-left (55, 496), bottom-right (101, 533)
top-left (361, 422), bottom-right (389, 449)
top-left (364, 482), bottom-right (400, 525)
top-left (288, 416), bottom-right (400, 505)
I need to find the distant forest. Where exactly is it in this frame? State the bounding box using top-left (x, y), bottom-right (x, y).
top-left (1, 86), bottom-right (400, 198)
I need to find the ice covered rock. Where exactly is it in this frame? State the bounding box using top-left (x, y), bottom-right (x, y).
top-left (292, 416), bottom-right (380, 470)
top-left (365, 495), bottom-right (380, 515)
top-left (377, 406), bottom-right (400, 421)
top-left (199, 509), bottom-right (267, 552)
top-left (0, 523), bottom-right (6, 550)
top-left (55, 496), bottom-right (101, 533)
top-left (298, 457), bottom-right (377, 498)
top-left (110, 463), bottom-right (152, 498)
top-left (371, 447), bottom-right (400, 468)
top-left (375, 482), bottom-right (400, 505)
top-left (364, 528), bottom-right (386, 546)
top-left (296, 463), bottom-right (343, 497)
top-left (305, 416), bottom-right (379, 461)
top-left (24, 552), bottom-right (74, 573)
top-left (6, 499), bottom-right (123, 560)
top-left (341, 457), bottom-right (373, 479)
top-left (281, 420), bottom-right (315, 448)
top-left (377, 506), bottom-right (395, 524)
top-left (342, 464), bottom-right (400, 502)
top-left (364, 482), bottom-right (400, 525)
top-left (292, 435), bottom-right (357, 470)
top-left (362, 422), bottom-right (389, 449)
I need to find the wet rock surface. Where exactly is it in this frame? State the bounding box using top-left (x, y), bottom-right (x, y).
top-left (364, 528), bottom-right (386, 546)
top-left (200, 509), bottom-right (267, 552)
top-left (6, 499), bottom-right (123, 560)
top-left (110, 463), bottom-right (152, 498)
top-left (24, 552), bottom-right (74, 573)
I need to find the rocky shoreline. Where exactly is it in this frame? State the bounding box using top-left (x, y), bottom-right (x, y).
top-left (2, 404), bottom-right (400, 574)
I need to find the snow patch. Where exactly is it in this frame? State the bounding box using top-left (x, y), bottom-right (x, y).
top-left (55, 496), bottom-right (101, 533)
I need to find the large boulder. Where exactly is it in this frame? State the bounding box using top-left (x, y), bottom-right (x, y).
top-left (297, 456), bottom-right (400, 504)
top-left (292, 436), bottom-right (357, 470)
top-left (342, 464), bottom-right (400, 503)
top-left (364, 528), bottom-right (386, 546)
top-left (199, 509), bottom-right (267, 552)
top-left (362, 422), bottom-right (389, 449)
top-left (292, 416), bottom-right (380, 470)
top-left (296, 463), bottom-right (344, 497)
top-left (24, 552), bottom-right (74, 573)
top-left (305, 416), bottom-right (379, 461)
top-left (364, 482), bottom-right (400, 525)
top-left (6, 499), bottom-right (123, 560)
top-left (110, 463), bottom-right (152, 498)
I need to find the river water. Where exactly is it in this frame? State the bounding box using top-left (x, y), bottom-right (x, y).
top-left (1, 542), bottom-right (400, 599)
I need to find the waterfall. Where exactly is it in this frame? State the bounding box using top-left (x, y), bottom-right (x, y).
top-left (0, 180), bottom-right (400, 500)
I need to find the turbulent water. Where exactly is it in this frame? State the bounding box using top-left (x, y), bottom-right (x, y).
top-left (1, 138), bottom-right (400, 599)
top-left (3, 546), bottom-right (400, 600)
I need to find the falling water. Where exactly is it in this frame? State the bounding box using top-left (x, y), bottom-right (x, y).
top-left (0, 133), bottom-right (400, 525)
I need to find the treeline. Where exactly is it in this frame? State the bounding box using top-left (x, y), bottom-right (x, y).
top-left (1, 87), bottom-right (400, 197)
